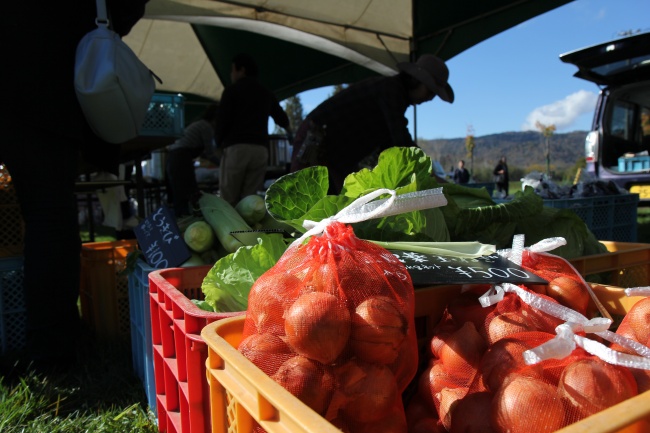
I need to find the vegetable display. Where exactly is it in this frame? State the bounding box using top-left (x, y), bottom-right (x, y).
top-left (196, 146), bottom-right (608, 314)
top-left (165, 146), bottom-right (646, 430)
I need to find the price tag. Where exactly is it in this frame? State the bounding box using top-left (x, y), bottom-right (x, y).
top-left (133, 206), bottom-right (191, 268)
top-left (389, 250), bottom-right (547, 286)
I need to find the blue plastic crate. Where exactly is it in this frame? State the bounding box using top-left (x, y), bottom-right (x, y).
top-left (618, 155), bottom-right (650, 172)
top-left (0, 257), bottom-right (26, 355)
top-left (128, 258), bottom-right (157, 415)
top-left (140, 93), bottom-right (185, 137)
top-left (542, 194), bottom-right (639, 242)
top-left (608, 194), bottom-right (639, 242)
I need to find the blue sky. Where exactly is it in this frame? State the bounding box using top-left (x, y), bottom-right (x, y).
top-left (292, 0), bottom-right (650, 140)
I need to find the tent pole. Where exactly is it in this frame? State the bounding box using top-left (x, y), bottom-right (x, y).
top-left (410, 0), bottom-right (418, 143)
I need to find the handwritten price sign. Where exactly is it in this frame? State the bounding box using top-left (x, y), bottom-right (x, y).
top-left (134, 206), bottom-right (191, 268)
top-left (390, 250), bottom-right (547, 286)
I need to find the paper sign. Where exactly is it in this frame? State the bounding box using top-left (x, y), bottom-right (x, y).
top-left (133, 206), bottom-right (191, 268)
top-left (389, 250), bottom-right (547, 287)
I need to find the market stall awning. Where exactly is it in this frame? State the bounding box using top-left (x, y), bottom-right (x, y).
top-left (125, 0), bottom-right (575, 101)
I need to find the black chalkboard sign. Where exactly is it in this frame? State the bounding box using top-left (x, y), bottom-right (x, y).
top-left (389, 250), bottom-right (547, 287)
top-left (133, 206), bottom-right (191, 268)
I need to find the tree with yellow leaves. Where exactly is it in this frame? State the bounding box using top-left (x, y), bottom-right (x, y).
top-left (465, 124), bottom-right (476, 174)
top-left (535, 121), bottom-right (556, 177)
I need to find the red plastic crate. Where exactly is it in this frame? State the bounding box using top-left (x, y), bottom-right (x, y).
top-left (149, 266), bottom-right (244, 433)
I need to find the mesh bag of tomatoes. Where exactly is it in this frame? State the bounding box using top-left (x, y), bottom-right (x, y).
top-left (238, 221), bottom-right (418, 433)
top-left (407, 251), bottom-right (646, 433)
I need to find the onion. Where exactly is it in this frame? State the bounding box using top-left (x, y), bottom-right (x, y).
top-left (430, 329), bottom-right (453, 358)
top-left (272, 355), bottom-right (336, 416)
top-left (479, 334), bottom-right (549, 392)
top-left (348, 407), bottom-right (408, 433)
top-left (632, 368), bottom-right (650, 393)
top-left (412, 417), bottom-right (446, 433)
top-left (437, 321), bottom-right (487, 380)
top-left (527, 283), bottom-right (547, 296)
top-left (450, 391), bottom-right (495, 433)
top-left (306, 263), bottom-right (340, 296)
top-left (486, 312), bottom-right (536, 345)
top-left (238, 332), bottom-right (294, 376)
top-left (417, 360), bottom-right (439, 409)
top-left (419, 359), bottom-right (465, 407)
top-left (491, 374), bottom-right (566, 433)
top-left (284, 291), bottom-right (351, 364)
top-left (247, 272), bottom-right (303, 335)
top-left (447, 291), bottom-right (496, 333)
top-left (332, 252), bottom-right (393, 303)
top-left (622, 297), bottom-right (650, 345)
top-left (336, 359), bottom-right (400, 423)
top-left (388, 336), bottom-right (419, 392)
top-left (546, 276), bottom-right (590, 315)
top-left (328, 417), bottom-right (351, 433)
top-left (437, 387), bottom-right (468, 431)
top-left (405, 394), bottom-right (436, 430)
top-left (558, 357), bottom-right (638, 419)
top-left (350, 296), bottom-right (407, 365)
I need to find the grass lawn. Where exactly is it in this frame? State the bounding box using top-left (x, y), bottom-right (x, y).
top-left (0, 337), bottom-right (158, 433)
top-left (0, 225), bottom-right (158, 432)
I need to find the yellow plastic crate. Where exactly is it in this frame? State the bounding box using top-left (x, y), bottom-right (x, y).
top-left (201, 285), bottom-right (650, 433)
top-left (569, 241), bottom-right (650, 288)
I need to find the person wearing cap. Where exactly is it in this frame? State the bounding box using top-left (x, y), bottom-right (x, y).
top-left (290, 54), bottom-right (454, 193)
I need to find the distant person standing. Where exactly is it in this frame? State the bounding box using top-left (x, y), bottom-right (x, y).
top-left (452, 159), bottom-right (470, 184)
top-left (216, 53), bottom-right (291, 205)
top-left (493, 155), bottom-right (510, 198)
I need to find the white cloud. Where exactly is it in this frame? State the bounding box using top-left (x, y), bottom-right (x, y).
top-left (521, 90), bottom-right (598, 131)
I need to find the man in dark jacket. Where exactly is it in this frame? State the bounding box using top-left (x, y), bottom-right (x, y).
top-left (216, 53), bottom-right (291, 205)
top-left (291, 54), bottom-right (454, 194)
top-left (0, 1), bottom-right (148, 372)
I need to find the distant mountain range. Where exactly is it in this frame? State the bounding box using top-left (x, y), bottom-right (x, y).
top-left (419, 130), bottom-right (588, 173)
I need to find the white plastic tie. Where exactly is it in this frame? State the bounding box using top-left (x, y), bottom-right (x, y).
top-left (478, 285), bottom-right (505, 307)
top-left (498, 236), bottom-right (567, 264)
top-left (510, 234), bottom-right (525, 266)
top-left (625, 287), bottom-right (650, 297)
top-left (527, 237), bottom-right (568, 253)
top-left (523, 323), bottom-right (577, 364)
top-left (489, 279), bottom-right (650, 369)
top-left (293, 187), bottom-right (447, 246)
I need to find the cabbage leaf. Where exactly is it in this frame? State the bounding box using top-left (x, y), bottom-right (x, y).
top-left (201, 233), bottom-right (289, 312)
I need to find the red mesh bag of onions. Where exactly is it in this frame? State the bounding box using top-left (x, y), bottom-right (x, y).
top-left (407, 233), bottom-right (650, 433)
top-left (238, 221), bottom-right (418, 433)
top-left (410, 280), bottom-right (571, 433)
top-left (411, 282), bottom-right (645, 433)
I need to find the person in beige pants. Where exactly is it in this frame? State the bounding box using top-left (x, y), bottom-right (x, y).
top-left (216, 53), bottom-right (291, 205)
